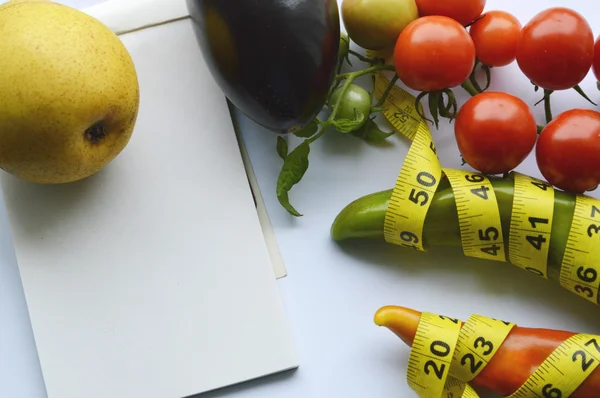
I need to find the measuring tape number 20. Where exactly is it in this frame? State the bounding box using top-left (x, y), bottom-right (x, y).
top-left (371, 70), bottom-right (600, 306)
top-left (408, 310), bottom-right (600, 398)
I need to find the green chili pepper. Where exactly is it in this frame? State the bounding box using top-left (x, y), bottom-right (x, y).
top-left (330, 174), bottom-right (586, 296)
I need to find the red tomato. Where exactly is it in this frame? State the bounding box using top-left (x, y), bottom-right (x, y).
top-left (536, 109), bottom-right (600, 193)
top-left (415, 0), bottom-right (486, 26)
top-left (515, 7), bottom-right (594, 91)
top-left (593, 36), bottom-right (600, 82)
top-left (454, 92), bottom-right (537, 175)
top-left (393, 16), bottom-right (476, 92)
top-left (469, 10), bottom-right (521, 67)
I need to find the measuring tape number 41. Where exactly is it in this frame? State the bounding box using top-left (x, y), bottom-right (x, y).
top-left (371, 70), bottom-right (600, 306)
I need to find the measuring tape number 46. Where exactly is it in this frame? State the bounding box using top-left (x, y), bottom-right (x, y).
top-left (371, 70), bottom-right (600, 306)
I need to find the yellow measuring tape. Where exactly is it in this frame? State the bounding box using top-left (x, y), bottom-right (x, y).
top-left (508, 172), bottom-right (555, 278)
top-left (560, 195), bottom-right (600, 304)
top-left (445, 168), bottom-right (506, 262)
top-left (370, 70), bottom-right (600, 306)
top-left (409, 310), bottom-right (600, 398)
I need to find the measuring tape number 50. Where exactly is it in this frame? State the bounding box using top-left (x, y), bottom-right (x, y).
top-left (371, 70), bottom-right (600, 306)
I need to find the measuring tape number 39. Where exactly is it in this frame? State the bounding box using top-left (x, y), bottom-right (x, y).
top-left (409, 311), bottom-right (600, 398)
top-left (371, 70), bottom-right (600, 306)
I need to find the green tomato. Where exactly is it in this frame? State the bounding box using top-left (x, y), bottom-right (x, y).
top-left (342, 0), bottom-right (419, 50)
top-left (330, 84), bottom-right (372, 129)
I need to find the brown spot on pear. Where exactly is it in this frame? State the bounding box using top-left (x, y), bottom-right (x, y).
top-left (0, 1), bottom-right (140, 184)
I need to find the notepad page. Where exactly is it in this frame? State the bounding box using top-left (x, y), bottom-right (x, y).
top-left (0, 17), bottom-right (297, 398)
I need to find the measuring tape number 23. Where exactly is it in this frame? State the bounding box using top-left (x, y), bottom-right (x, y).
top-left (368, 64), bottom-right (600, 397)
top-left (408, 311), bottom-right (600, 398)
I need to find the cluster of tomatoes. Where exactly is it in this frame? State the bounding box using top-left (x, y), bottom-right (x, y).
top-left (341, 0), bottom-right (600, 194)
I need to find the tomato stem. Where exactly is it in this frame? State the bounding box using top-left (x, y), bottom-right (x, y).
top-left (469, 74), bottom-right (483, 94)
top-left (326, 57), bottom-right (347, 101)
top-left (428, 91), bottom-right (441, 129)
top-left (543, 89), bottom-right (553, 124)
top-left (374, 75), bottom-right (399, 108)
top-left (468, 59), bottom-right (484, 93)
top-left (415, 91), bottom-right (434, 126)
top-left (460, 80), bottom-right (480, 97)
top-left (464, 13), bottom-right (487, 28)
top-left (335, 65), bottom-right (396, 81)
top-left (347, 49), bottom-right (381, 65)
top-left (533, 89), bottom-right (554, 124)
top-left (480, 64), bottom-right (492, 91)
top-left (464, 59), bottom-right (491, 95)
top-left (572, 84), bottom-right (598, 106)
top-left (440, 89), bottom-right (458, 121)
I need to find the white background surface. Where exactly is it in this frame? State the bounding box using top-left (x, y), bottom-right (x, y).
top-left (4, 0), bottom-right (600, 397)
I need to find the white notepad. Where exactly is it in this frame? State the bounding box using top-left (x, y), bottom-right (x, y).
top-left (0, 2), bottom-right (298, 397)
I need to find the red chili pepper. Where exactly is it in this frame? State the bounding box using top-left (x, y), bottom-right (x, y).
top-left (374, 306), bottom-right (600, 397)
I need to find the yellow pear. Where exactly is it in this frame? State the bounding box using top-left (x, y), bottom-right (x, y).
top-left (0, 0), bottom-right (140, 184)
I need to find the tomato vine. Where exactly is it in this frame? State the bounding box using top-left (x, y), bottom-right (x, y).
top-left (274, 4), bottom-right (600, 217)
top-left (275, 34), bottom-right (398, 217)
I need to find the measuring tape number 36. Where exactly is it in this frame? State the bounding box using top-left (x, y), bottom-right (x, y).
top-left (409, 311), bottom-right (600, 398)
top-left (371, 70), bottom-right (600, 306)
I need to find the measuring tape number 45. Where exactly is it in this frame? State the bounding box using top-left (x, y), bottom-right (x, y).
top-left (371, 70), bottom-right (600, 306)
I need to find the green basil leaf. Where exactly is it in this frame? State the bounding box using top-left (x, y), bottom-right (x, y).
top-left (293, 120), bottom-right (319, 138)
top-left (276, 136), bottom-right (288, 160)
top-left (276, 140), bottom-right (310, 217)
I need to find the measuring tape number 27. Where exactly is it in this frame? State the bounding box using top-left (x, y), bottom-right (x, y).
top-left (409, 310), bottom-right (600, 398)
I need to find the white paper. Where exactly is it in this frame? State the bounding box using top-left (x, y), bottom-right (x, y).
top-left (1, 14), bottom-right (297, 398)
top-left (81, 0), bottom-right (288, 279)
top-left (82, 0), bottom-right (188, 35)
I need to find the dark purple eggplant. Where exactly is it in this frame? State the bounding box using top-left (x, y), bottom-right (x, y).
top-left (186, 0), bottom-right (341, 134)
